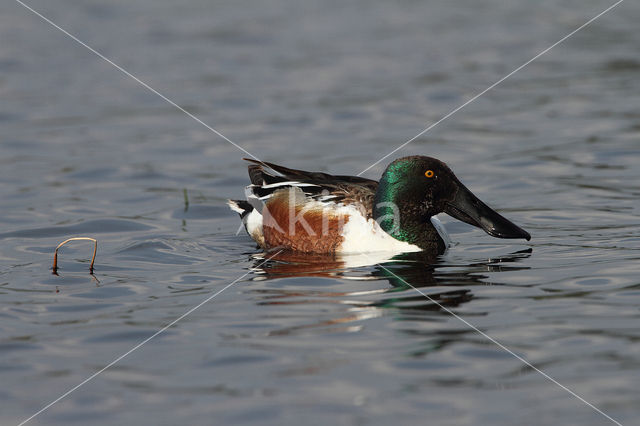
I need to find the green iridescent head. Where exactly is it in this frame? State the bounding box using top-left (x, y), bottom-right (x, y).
top-left (373, 156), bottom-right (530, 250)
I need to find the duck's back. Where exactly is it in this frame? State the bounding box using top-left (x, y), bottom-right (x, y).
top-left (244, 158), bottom-right (378, 219)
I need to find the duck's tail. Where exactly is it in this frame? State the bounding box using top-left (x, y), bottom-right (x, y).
top-left (227, 199), bottom-right (265, 248)
top-left (227, 199), bottom-right (253, 219)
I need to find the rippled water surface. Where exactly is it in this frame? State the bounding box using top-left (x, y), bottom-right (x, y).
top-left (1, 0), bottom-right (639, 425)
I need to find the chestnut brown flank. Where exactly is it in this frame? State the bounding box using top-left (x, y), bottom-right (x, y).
top-left (263, 191), bottom-right (349, 253)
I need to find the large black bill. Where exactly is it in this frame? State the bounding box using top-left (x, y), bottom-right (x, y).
top-left (444, 182), bottom-right (531, 241)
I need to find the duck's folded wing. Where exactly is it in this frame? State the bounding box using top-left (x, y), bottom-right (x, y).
top-left (243, 158), bottom-right (378, 218)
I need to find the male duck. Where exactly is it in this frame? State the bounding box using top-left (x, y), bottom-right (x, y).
top-left (228, 156), bottom-right (530, 254)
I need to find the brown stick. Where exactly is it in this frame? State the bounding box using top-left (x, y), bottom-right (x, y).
top-left (52, 237), bottom-right (97, 274)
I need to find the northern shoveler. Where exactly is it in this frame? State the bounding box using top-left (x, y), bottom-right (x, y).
top-left (228, 156), bottom-right (531, 254)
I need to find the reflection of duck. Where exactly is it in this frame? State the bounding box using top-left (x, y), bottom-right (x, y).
top-left (248, 249), bottom-right (532, 334)
top-left (229, 156), bottom-right (530, 255)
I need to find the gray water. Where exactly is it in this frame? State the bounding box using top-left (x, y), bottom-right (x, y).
top-left (1, 0), bottom-right (639, 425)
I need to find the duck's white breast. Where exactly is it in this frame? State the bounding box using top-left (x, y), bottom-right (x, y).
top-left (338, 207), bottom-right (422, 254)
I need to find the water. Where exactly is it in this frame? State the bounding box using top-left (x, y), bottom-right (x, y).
top-left (1, 0), bottom-right (639, 424)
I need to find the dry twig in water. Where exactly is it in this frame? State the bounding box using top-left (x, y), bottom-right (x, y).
top-left (52, 237), bottom-right (97, 274)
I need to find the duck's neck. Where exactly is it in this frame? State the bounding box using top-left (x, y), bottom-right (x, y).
top-left (373, 185), bottom-right (445, 252)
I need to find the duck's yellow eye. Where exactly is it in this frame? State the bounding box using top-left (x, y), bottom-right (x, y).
top-left (425, 170), bottom-right (434, 178)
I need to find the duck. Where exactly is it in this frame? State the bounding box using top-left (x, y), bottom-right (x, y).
top-left (227, 156), bottom-right (530, 254)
